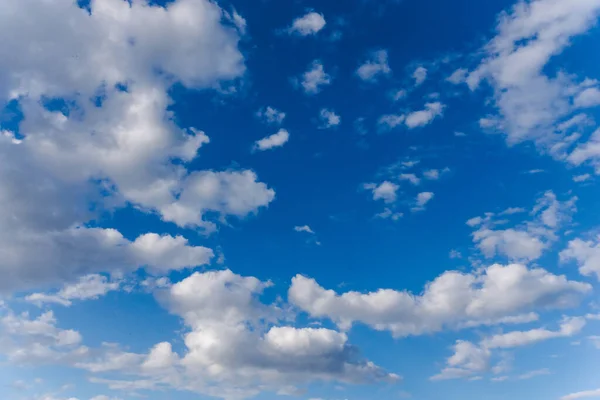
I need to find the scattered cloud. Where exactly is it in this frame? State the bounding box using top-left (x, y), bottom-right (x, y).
top-left (301, 61), bottom-right (332, 94)
top-left (375, 208), bottom-right (404, 221)
top-left (405, 103), bottom-right (444, 128)
top-left (466, 0), bottom-right (600, 169)
top-left (412, 66), bottom-right (428, 86)
top-left (412, 192), bottom-right (434, 212)
top-left (378, 114), bottom-right (406, 131)
top-left (319, 108), bottom-right (341, 129)
top-left (256, 106), bottom-right (286, 126)
top-left (573, 174), bottom-right (592, 183)
top-left (470, 191), bottom-right (577, 261)
top-left (294, 225), bottom-right (315, 234)
top-left (433, 317), bottom-right (584, 381)
top-left (289, 263), bottom-right (590, 338)
top-left (517, 368), bottom-right (551, 380)
top-left (364, 181), bottom-right (399, 204)
top-left (357, 50), bottom-right (392, 82)
top-left (561, 389), bottom-right (600, 400)
top-left (288, 11), bottom-right (326, 36)
top-left (254, 129), bottom-right (290, 151)
top-left (449, 250), bottom-right (462, 259)
top-left (399, 173), bottom-right (421, 186)
top-left (447, 68), bottom-right (468, 85)
top-left (561, 235), bottom-right (600, 280)
top-left (26, 274), bottom-right (121, 307)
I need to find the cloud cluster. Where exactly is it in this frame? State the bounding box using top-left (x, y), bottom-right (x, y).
top-left (432, 316), bottom-right (585, 381)
top-left (357, 50), bottom-right (392, 82)
top-left (378, 102), bottom-right (444, 130)
top-left (0, 0), bottom-right (275, 292)
top-left (13, 270), bottom-right (397, 399)
top-left (288, 11), bottom-right (327, 36)
top-left (289, 263), bottom-right (590, 337)
top-left (467, 0), bottom-right (600, 171)
top-left (469, 191), bottom-right (577, 261)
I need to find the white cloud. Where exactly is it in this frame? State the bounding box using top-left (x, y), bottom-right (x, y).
top-left (447, 68), bottom-right (468, 85)
top-left (399, 174), bottom-right (421, 185)
top-left (561, 389), bottom-right (600, 400)
top-left (391, 89), bottom-right (407, 101)
top-left (4, 270), bottom-right (398, 399)
top-left (257, 107), bottom-right (286, 125)
top-left (470, 191), bottom-right (577, 261)
top-left (254, 129), bottom-right (290, 151)
top-left (159, 171), bottom-right (275, 231)
top-left (501, 207), bottom-right (526, 215)
top-left (481, 317), bottom-right (586, 349)
top-left (430, 341), bottom-right (490, 381)
top-left (0, 310), bottom-right (87, 365)
top-left (301, 61), bottom-right (332, 94)
top-left (432, 317), bottom-right (584, 381)
top-left (561, 236), bottom-right (600, 280)
top-left (364, 181), bottom-right (399, 204)
top-left (26, 274), bottom-right (121, 307)
top-left (319, 108), bottom-right (341, 129)
top-left (375, 208), bottom-right (404, 221)
top-left (294, 225), bottom-right (315, 234)
top-left (568, 128), bottom-right (600, 172)
top-left (288, 12), bottom-right (326, 36)
top-left (466, 0), bottom-right (600, 166)
top-left (517, 368), bottom-right (551, 380)
top-left (412, 192), bottom-right (434, 212)
top-left (0, 0), bottom-right (278, 292)
top-left (404, 102), bottom-right (444, 128)
top-left (153, 270), bottom-right (398, 397)
top-left (574, 174), bottom-right (592, 182)
top-left (289, 263), bottom-right (590, 338)
top-left (378, 114), bottom-right (405, 131)
top-left (1, 228), bottom-right (214, 293)
top-left (412, 66), bottom-right (428, 86)
top-left (423, 169), bottom-right (443, 180)
top-left (357, 50), bottom-right (392, 82)
top-left (574, 87), bottom-right (600, 108)
top-left (449, 250), bottom-right (462, 259)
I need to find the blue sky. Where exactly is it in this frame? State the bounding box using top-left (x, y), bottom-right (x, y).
top-left (2, 0), bottom-right (600, 399)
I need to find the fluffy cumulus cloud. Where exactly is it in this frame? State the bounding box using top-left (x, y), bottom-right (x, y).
top-left (378, 114), bottom-right (406, 131)
top-left (378, 102), bottom-right (444, 130)
top-left (300, 60), bottom-right (332, 94)
top-left (412, 192), bottom-right (434, 211)
top-left (26, 274), bottom-right (121, 307)
top-left (0, 0), bottom-right (277, 292)
top-left (412, 66), bottom-right (428, 86)
top-left (466, 0), bottom-right (600, 170)
top-left (0, 310), bottom-right (87, 365)
top-left (319, 108), bottom-right (341, 128)
top-left (432, 316), bottom-right (585, 381)
top-left (254, 129), bottom-right (290, 151)
top-left (469, 191), bottom-right (577, 261)
top-left (256, 106), bottom-right (286, 125)
top-left (356, 50), bottom-right (392, 82)
top-left (364, 181), bottom-right (399, 204)
top-left (404, 102), bottom-right (445, 128)
top-left (33, 270), bottom-right (397, 399)
top-left (289, 263), bottom-right (590, 338)
top-left (560, 236), bottom-right (600, 280)
top-left (288, 11), bottom-right (327, 36)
